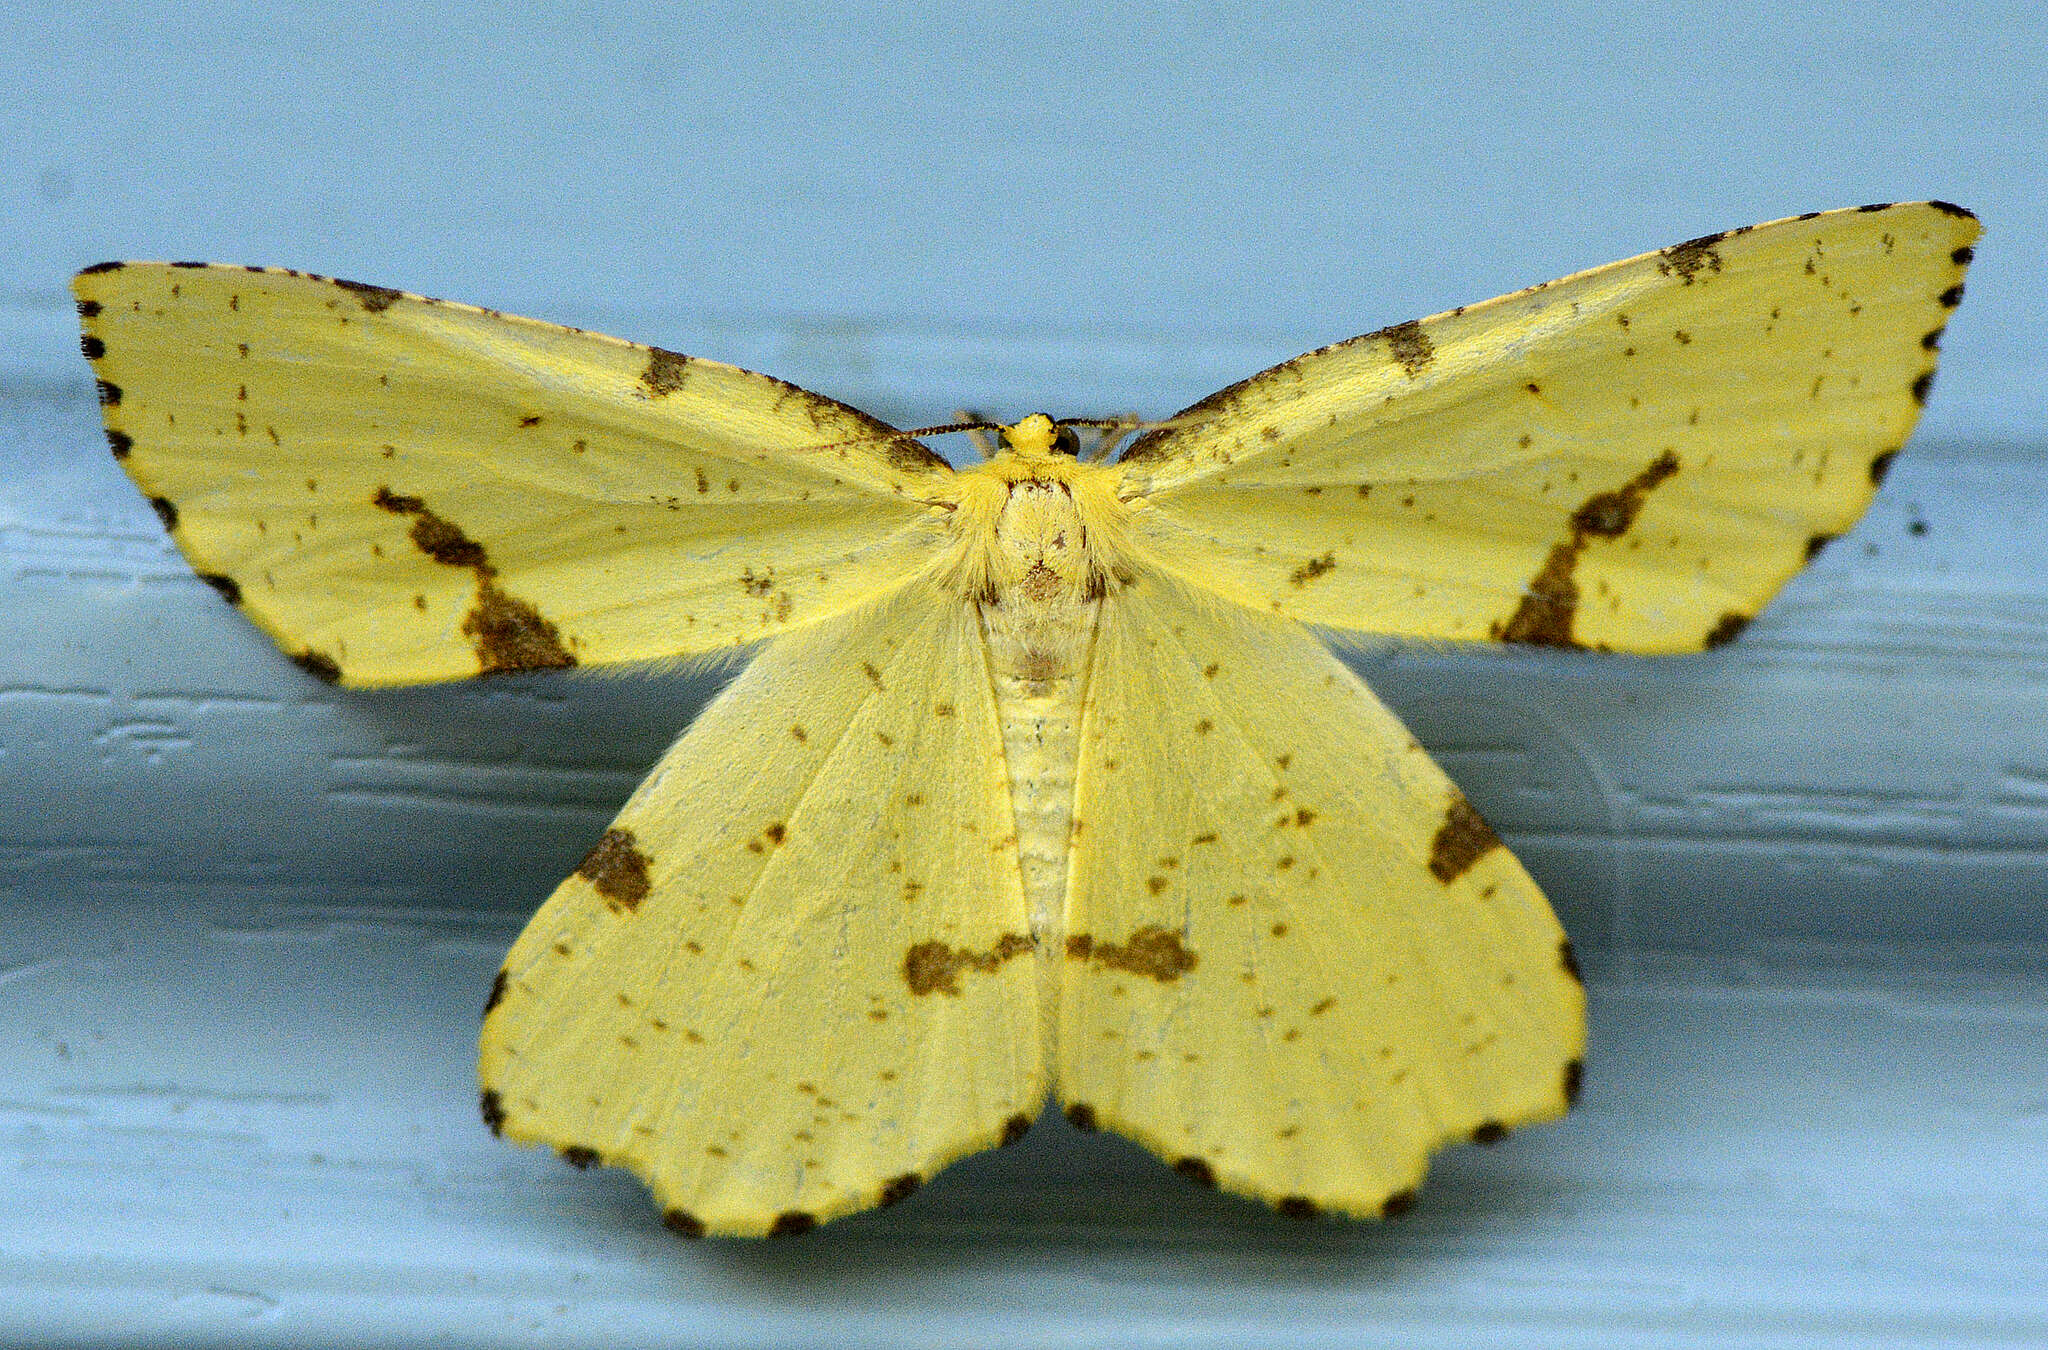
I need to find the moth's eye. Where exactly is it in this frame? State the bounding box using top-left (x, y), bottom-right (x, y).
top-left (1052, 426), bottom-right (1081, 456)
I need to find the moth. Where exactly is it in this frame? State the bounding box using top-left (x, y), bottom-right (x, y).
top-left (74, 201), bottom-right (1978, 1237)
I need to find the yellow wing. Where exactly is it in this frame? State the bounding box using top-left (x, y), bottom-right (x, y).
top-left (1058, 571), bottom-right (1585, 1218)
top-left (478, 577), bottom-right (1043, 1237)
top-left (1117, 202), bottom-right (1979, 652)
top-left (74, 262), bottom-right (954, 687)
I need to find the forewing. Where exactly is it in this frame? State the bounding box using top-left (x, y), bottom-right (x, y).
top-left (1059, 573), bottom-right (1585, 1218)
top-left (1117, 203), bottom-right (1979, 652)
top-left (75, 262), bottom-right (953, 686)
top-left (478, 579), bottom-right (1043, 1236)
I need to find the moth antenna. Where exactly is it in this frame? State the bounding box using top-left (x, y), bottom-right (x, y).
top-left (1054, 413), bottom-right (1209, 462)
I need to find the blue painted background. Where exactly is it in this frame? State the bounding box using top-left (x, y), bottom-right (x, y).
top-left (2, 4), bottom-right (2044, 1346)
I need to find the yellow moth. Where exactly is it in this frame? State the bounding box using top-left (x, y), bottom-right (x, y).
top-left (74, 201), bottom-right (1978, 1237)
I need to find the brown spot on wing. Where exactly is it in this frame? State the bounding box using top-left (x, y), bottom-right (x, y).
top-left (1470, 1121), bottom-right (1507, 1145)
top-left (1380, 1189), bottom-right (1417, 1219)
top-left (663, 1210), bottom-right (706, 1239)
top-left (1703, 611), bottom-right (1750, 649)
top-left (105, 429), bottom-right (133, 459)
top-left (1563, 1058), bottom-right (1584, 1106)
top-left (479, 1088), bottom-right (507, 1135)
top-left (375, 485), bottom-right (577, 675)
top-left (1805, 533), bottom-right (1838, 562)
top-left (1560, 938), bottom-right (1583, 983)
top-left (879, 1173), bottom-right (922, 1206)
top-left (1064, 1102), bottom-right (1099, 1131)
top-left (1573, 452), bottom-right (1678, 538)
top-left (1000, 1113), bottom-right (1032, 1146)
top-left (559, 1145), bottom-right (599, 1170)
top-left (1276, 1196), bottom-right (1319, 1220)
top-left (1428, 795), bottom-right (1501, 883)
top-left (483, 969), bottom-right (508, 1016)
top-left (1173, 1157), bottom-right (1218, 1188)
top-left (884, 435), bottom-right (949, 472)
top-left (198, 573), bottom-right (241, 604)
top-left (768, 1211), bottom-right (817, 1237)
top-left (333, 277), bottom-right (403, 312)
top-left (640, 346), bottom-right (691, 397)
top-left (292, 650), bottom-right (342, 684)
top-left (577, 827), bottom-right (652, 910)
top-left (1375, 319), bottom-right (1436, 376)
top-left (902, 934), bottom-right (1034, 996)
top-left (466, 578), bottom-right (575, 674)
top-left (1870, 450), bottom-right (1898, 486)
top-left (1658, 232), bottom-right (1726, 284)
top-left (1494, 451), bottom-right (1680, 648)
top-left (1065, 926), bottom-right (1197, 982)
top-left (1289, 552), bottom-right (1336, 587)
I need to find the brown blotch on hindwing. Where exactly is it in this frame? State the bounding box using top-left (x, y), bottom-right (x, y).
top-left (1380, 1189), bottom-right (1417, 1219)
top-left (1174, 1157), bottom-right (1218, 1188)
top-left (1870, 450), bottom-right (1898, 486)
top-left (559, 1145), bottom-right (599, 1170)
top-left (1428, 795), bottom-right (1501, 883)
top-left (333, 277), bottom-right (403, 312)
top-left (1805, 533), bottom-right (1838, 562)
top-left (1471, 1121), bottom-right (1508, 1146)
top-left (483, 969), bottom-right (508, 1016)
top-left (1000, 1113), bottom-right (1032, 1146)
top-left (1064, 1102), bottom-right (1099, 1131)
top-left (106, 429), bottom-right (133, 459)
top-left (663, 1210), bottom-right (707, 1239)
top-left (1375, 318), bottom-right (1436, 376)
top-left (768, 1211), bottom-right (817, 1237)
top-left (640, 346), bottom-right (691, 397)
top-left (577, 828), bottom-right (652, 910)
top-left (1065, 926), bottom-right (1197, 982)
top-left (145, 495), bottom-right (176, 530)
top-left (1276, 1195), bottom-right (1320, 1221)
top-left (1560, 938), bottom-right (1583, 984)
top-left (902, 934), bottom-right (1034, 996)
top-left (1494, 450), bottom-right (1679, 647)
top-left (1563, 1058), bottom-right (1585, 1106)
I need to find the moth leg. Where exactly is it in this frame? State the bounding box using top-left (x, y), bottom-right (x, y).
top-left (952, 409), bottom-right (1001, 461)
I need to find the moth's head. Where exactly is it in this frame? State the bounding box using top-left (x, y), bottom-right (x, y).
top-left (999, 414), bottom-right (1080, 459)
